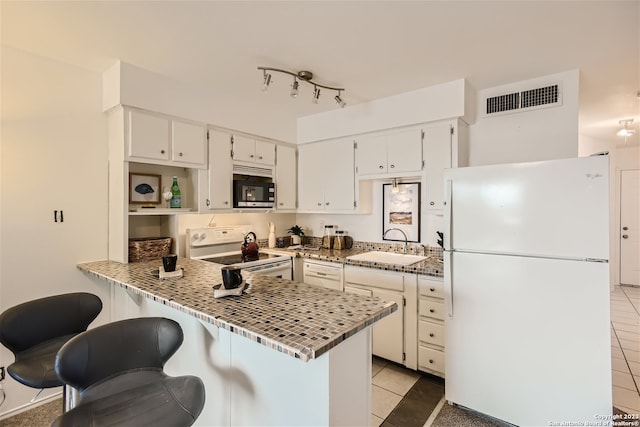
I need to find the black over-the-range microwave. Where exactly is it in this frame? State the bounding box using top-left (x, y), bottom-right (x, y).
top-left (232, 175), bottom-right (275, 208)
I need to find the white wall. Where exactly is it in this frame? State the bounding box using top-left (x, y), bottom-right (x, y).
top-left (0, 46), bottom-right (111, 417)
top-left (468, 70), bottom-right (580, 166)
top-left (103, 61), bottom-right (297, 143)
top-left (297, 79), bottom-right (473, 143)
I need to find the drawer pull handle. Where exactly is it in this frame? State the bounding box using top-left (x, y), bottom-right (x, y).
top-left (429, 359), bottom-right (434, 364)
top-left (429, 333), bottom-right (434, 337)
top-left (430, 288), bottom-right (435, 292)
top-left (429, 309), bottom-right (435, 313)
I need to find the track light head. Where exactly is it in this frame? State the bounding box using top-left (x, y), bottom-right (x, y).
top-left (334, 92), bottom-right (346, 108)
top-left (262, 72), bottom-right (271, 92)
top-left (312, 86), bottom-right (321, 104)
top-left (290, 79), bottom-right (299, 98)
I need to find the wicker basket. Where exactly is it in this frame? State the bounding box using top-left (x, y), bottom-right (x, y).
top-left (128, 237), bottom-right (172, 262)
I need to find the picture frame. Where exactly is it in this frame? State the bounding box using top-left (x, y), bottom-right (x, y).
top-left (382, 182), bottom-right (421, 243)
top-left (129, 173), bottom-right (162, 204)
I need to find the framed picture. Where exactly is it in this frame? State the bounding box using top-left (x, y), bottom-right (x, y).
top-left (382, 182), bottom-right (421, 242)
top-left (129, 173), bottom-right (161, 204)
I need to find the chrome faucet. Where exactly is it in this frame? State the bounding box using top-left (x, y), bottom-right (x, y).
top-left (383, 228), bottom-right (408, 254)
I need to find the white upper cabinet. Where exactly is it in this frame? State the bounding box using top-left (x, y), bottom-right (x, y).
top-left (128, 109), bottom-right (170, 161)
top-left (232, 135), bottom-right (276, 166)
top-left (298, 138), bottom-right (356, 212)
top-left (172, 120), bottom-right (207, 165)
top-left (126, 108), bottom-right (207, 169)
top-left (275, 145), bottom-right (297, 210)
top-left (206, 129), bottom-right (233, 210)
top-left (423, 120), bottom-right (468, 212)
top-left (356, 128), bottom-right (423, 177)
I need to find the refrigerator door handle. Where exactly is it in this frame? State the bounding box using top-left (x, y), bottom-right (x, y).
top-left (444, 179), bottom-right (453, 250)
top-left (445, 250), bottom-right (453, 318)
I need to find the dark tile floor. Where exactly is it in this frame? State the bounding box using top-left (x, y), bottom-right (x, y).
top-left (382, 374), bottom-right (445, 427)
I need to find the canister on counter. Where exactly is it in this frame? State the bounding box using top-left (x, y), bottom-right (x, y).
top-left (333, 230), bottom-right (345, 250)
top-left (321, 225), bottom-right (334, 249)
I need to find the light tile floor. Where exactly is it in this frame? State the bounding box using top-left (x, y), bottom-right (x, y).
top-left (611, 285), bottom-right (640, 415)
top-left (371, 357), bottom-right (421, 426)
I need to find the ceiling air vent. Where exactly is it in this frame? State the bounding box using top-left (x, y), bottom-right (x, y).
top-left (484, 83), bottom-right (562, 117)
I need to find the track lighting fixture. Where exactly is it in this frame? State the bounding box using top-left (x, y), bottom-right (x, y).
top-left (258, 66), bottom-right (346, 108)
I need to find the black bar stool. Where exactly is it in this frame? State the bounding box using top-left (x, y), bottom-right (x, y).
top-left (0, 292), bottom-right (102, 404)
top-left (52, 317), bottom-right (206, 427)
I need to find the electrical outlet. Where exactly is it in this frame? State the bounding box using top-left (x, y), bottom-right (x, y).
top-left (319, 221), bottom-right (325, 233)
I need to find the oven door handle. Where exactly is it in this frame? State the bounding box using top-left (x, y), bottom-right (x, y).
top-left (245, 262), bottom-right (291, 274)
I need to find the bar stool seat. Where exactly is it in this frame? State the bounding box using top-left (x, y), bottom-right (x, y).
top-left (0, 293), bottom-right (102, 392)
top-left (52, 317), bottom-right (205, 427)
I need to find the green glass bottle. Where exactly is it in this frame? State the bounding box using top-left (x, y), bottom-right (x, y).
top-left (170, 176), bottom-right (181, 208)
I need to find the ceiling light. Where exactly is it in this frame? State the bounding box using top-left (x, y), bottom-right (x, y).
top-left (262, 71), bottom-right (271, 92)
top-left (257, 66), bottom-right (346, 107)
top-left (617, 119), bottom-right (635, 137)
top-left (290, 79), bottom-right (299, 98)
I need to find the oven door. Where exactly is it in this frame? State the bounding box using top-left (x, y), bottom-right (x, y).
top-left (243, 259), bottom-right (292, 280)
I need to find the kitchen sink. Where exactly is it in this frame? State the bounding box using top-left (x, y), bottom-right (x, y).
top-left (346, 251), bottom-right (427, 266)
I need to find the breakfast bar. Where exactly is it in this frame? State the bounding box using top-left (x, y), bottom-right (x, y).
top-left (78, 258), bottom-right (397, 426)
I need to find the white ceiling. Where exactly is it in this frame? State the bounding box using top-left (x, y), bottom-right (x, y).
top-left (2, 1), bottom-right (639, 146)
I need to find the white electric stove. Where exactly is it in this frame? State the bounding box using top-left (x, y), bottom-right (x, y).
top-left (186, 225), bottom-right (292, 280)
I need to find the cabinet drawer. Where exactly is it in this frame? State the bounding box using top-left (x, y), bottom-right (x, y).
top-left (419, 346), bottom-right (445, 374)
top-left (345, 266), bottom-right (404, 292)
top-left (419, 278), bottom-right (444, 299)
top-left (419, 320), bottom-right (445, 347)
top-left (419, 299), bottom-right (445, 321)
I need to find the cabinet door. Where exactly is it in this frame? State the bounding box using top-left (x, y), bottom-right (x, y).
top-left (128, 110), bottom-right (170, 161)
top-left (232, 134), bottom-right (256, 163)
top-left (208, 130), bottom-right (232, 209)
top-left (387, 129), bottom-right (422, 174)
top-left (172, 120), bottom-right (207, 167)
top-left (356, 134), bottom-right (387, 175)
top-left (323, 138), bottom-right (355, 211)
top-left (298, 142), bottom-right (326, 210)
top-left (371, 289), bottom-right (404, 365)
top-left (276, 145), bottom-right (296, 210)
top-left (255, 140), bottom-right (276, 166)
top-left (423, 124), bottom-right (452, 211)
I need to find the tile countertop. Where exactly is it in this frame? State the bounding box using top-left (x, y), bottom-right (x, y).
top-left (77, 258), bottom-right (396, 362)
top-left (264, 247), bottom-right (445, 278)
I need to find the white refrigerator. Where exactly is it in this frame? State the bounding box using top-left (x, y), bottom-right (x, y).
top-left (443, 156), bottom-right (612, 426)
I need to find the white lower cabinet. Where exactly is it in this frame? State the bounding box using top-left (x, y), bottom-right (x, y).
top-left (344, 266), bottom-right (417, 369)
top-left (418, 276), bottom-right (445, 377)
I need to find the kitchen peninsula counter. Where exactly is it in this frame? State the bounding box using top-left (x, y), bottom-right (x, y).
top-left (78, 258), bottom-right (396, 362)
top-left (78, 258), bottom-right (390, 425)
